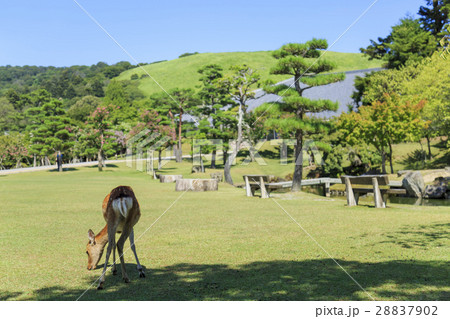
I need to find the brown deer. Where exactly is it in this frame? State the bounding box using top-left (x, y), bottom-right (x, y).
top-left (86, 185), bottom-right (145, 289)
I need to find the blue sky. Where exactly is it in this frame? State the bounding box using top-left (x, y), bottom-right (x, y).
top-left (0, 0), bottom-right (426, 67)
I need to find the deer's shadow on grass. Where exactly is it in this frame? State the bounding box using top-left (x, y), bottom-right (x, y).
top-left (2, 259), bottom-right (449, 301)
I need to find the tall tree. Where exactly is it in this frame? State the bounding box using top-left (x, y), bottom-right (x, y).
top-left (0, 133), bottom-right (29, 169)
top-left (352, 52), bottom-right (450, 157)
top-left (129, 108), bottom-right (176, 170)
top-left (338, 94), bottom-right (428, 174)
top-left (351, 64), bottom-right (422, 107)
top-left (26, 96), bottom-right (74, 166)
top-left (361, 17), bottom-right (437, 69)
top-left (0, 97), bottom-right (16, 132)
top-left (218, 65), bottom-right (260, 184)
top-left (258, 39), bottom-right (345, 191)
top-left (197, 64), bottom-right (235, 169)
top-left (103, 80), bottom-right (136, 124)
top-left (87, 106), bottom-right (116, 171)
top-left (169, 88), bottom-right (200, 163)
top-left (418, 0), bottom-right (450, 36)
top-left (401, 52), bottom-right (450, 152)
top-left (67, 95), bottom-right (101, 123)
top-left (149, 89), bottom-right (199, 163)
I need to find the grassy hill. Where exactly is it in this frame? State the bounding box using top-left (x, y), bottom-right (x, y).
top-left (116, 51), bottom-right (383, 97)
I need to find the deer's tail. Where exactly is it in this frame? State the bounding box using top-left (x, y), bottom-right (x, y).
top-left (108, 186), bottom-right (136, 218)
top-left (112, 197), bottom-right (133, 218)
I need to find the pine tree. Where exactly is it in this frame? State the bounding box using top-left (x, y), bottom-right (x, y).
top-left (361, 17), bottom-right (437, 69)
top-left (27, 96), bottom-right (74, 166)
top-left (86, 105), bottom-right (116, 171)
top-left (148, 89), bottom-right (199, 163)
top-left (218, 65), bottom-right (260, 184)
top-left (258, 39), bottom-right (345, 191)
top-left (169, 88), bottom-right (200, 163)
top-left (418, 0), bottom-right (450, 36)
top-left (197, 64), bottom-right (235, 169)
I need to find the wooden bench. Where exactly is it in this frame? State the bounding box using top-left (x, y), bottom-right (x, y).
top-left (341, 175), bottom-right (407, 208)
top-left (243, 175), bottom-right (283, 198)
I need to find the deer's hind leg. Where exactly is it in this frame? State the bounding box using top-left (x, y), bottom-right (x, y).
top-left (112, 235), bottom-right (117, 275)
top-left (116, 224), bottom-right (132, 283)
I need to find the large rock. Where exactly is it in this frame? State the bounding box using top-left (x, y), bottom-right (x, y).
top-left (159, 175), bottom-right (183, 183)
top-left (175, 179), bottom-right (218, 192)
top-left (402, 171), bottom-right (425, 198)
top-left (397, 170), bottom-right (412, 177)
top-left (424, 177), bottom-right (448, 199)
top-left (210, 172), bottom-right (223, 182)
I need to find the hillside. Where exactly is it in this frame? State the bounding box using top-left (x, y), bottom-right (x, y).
top-left (116, 51), bottom-right (383, 97)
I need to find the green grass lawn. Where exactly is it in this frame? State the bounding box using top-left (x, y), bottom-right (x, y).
top-left (0, 162), bottom-right (448, 301)
top-left (116, 51), bottom-right (383, 97)
top-left (391, 137), bottom-right (449, 172)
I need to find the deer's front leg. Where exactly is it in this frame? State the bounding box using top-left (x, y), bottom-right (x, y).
top-left (129, 228), bottom-right (145, 278)
top-left (97, 228), bottom-right (116, 290)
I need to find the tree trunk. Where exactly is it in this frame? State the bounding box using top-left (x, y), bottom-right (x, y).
top-left (98, 150), bottom-right (103, 172)
top-left (381, 149), bottom-right (386, 174)
top-left (249, 143), bottom-right (256, 162)
top-left (158, 149), bottom-right (162, 170)
top-left (237, 104), bottom-right (243, 149)
top-left (388, 141), bottom-right (394, 174)
top-left (223, 146), bottom-right (228, 166)
top-left (175, 141), bottom-right (182, 163)
top-left (426, 135), bottom-right (433, 159)
top-left (280, 140), bottom-right (287, 164)
top-left (224, 151), bottom-right (237, 185)
top-left (224, 104), bottom-right (244, 185)
top-left (291, 129), bottom-right (304, 192)
top-left (419, 140), bottom-right (426, 169)
top-left (176, 111), bottom-right (183, 163)
top-left (211, 149), bottom-right (216, 169)
top-left (200, 149), bottom-right (205, 173)
top-left (225, 141), bottom-right (240, 185)
top-left (98, 133), bottom-right (104, 171)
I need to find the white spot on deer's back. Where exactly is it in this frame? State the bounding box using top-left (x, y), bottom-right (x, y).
top-left (112, 197), bottom-right (133, 218)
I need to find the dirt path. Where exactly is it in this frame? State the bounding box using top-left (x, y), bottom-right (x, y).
top-left (0, 160), bottom-right (126, 175)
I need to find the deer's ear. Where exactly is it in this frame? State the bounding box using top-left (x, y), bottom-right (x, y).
top-left (88, 229), bottom-right (96, 245)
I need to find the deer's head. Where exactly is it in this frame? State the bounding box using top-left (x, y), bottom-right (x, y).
top-left (86, 229), bottom-right (104, 270)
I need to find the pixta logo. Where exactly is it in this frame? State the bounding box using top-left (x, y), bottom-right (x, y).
top-left (126, 129), bottom-right (325, 174)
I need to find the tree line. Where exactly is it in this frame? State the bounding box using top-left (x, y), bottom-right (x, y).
top-left (0, 0), bottom-right (448, 192)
